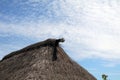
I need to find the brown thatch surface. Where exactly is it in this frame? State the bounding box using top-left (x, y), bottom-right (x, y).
top-left (0, 38), bottom-right (97, 80)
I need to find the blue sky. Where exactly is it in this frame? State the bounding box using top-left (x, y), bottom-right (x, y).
top-left (0, 0), bottom-right (120, 80)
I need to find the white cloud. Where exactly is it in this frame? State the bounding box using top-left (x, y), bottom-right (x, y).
top-left (1, 0), bottom-right (120, 65)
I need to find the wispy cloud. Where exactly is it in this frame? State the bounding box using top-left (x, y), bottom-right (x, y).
top-left (0, 0), bottom-right (120, 66)
top-left (109, 72), bottom-right (120, 76)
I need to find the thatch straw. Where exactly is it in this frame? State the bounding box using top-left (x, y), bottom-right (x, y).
top-left (0, 38), bottom-right (96, 80)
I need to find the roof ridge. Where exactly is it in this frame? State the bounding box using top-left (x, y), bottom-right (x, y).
top-left (1, 38), bottom-right (65, 61)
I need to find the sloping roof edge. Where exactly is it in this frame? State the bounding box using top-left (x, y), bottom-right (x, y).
top-left (1, 38), bottom-right (64, 61)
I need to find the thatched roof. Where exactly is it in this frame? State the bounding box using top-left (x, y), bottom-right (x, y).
top-left (0, 38), bottom-right (97, 80)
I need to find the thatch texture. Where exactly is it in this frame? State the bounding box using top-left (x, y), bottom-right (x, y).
top-left (0, 39), bottom-right (97, 80)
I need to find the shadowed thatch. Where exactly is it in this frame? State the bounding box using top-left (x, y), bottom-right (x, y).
top-left (0, 38), bottom-right (97, 80)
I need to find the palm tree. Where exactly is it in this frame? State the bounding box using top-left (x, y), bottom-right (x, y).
top-left (102, 74), bottom-right (108, 80)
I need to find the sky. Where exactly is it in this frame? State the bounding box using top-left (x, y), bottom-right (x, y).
top-left (0, 0), bottom-right (120, 80)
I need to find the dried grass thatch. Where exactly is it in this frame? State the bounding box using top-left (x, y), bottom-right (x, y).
top-left (0, 38), bottom-right (97, 80)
